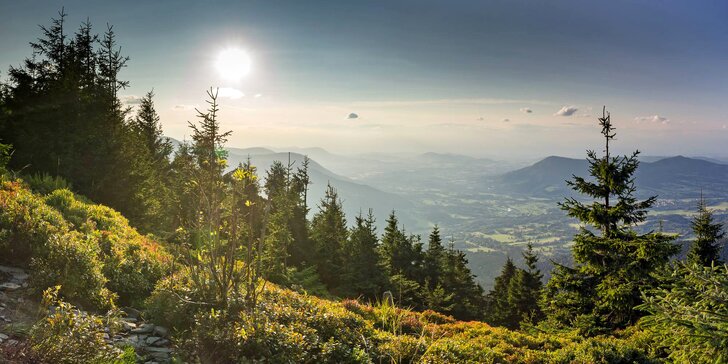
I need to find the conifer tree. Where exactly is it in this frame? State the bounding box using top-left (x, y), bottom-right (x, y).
top-left (543, 107), bottom-right (678, 330)
top-left (439, 240), bottom-right (485, 320)
top-left (310, 184), bottom-right (348, 291)
top-left (484, 257), bottom-right (519, 327)
top-left (288, 156), bottom-right (311, 267)
top-left (378, 211), bottom-right (423, 280)
top-left (126, 90), bottom-right (173, 232)
top-left (687, 197), bottom-right (725, 266)
top-left (342, 210), bottom-right (388, 299)
top-left (507, 243), bottom-right (544, 326)
top-left (423, 225), bottom-right (445, 289)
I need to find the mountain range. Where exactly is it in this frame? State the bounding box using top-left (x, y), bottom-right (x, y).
top-left (494, 155), bottom-right (728, 199)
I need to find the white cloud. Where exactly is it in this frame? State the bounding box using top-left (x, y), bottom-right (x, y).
top-left (519, 107), bottom-right (532, 114)
top-left (218, 87), bottom-right (244, 99)
top-left (554, 106), bottom-right (578, 116)
top-left (120, 95), bottom-right (142, 105)
top-left (254, 93), bottom-right (262, 98)
top-left (476, 116), bottom-right (485, 121)
top-left (635, 115), bottom-right (669, 124)
top-left (347, 112), bottom-right (359, 119)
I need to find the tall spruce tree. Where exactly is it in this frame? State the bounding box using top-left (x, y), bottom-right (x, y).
top-left (288, 156), bottom-right (312, 267)
top-left (507, 243), bottom-right (544, 326)
top-left (439, 240), bottom-right (485, 320)
top-left (423, 225), bottom-right (445, 289)
top-left (378, 211), bottom-right (423, 280)
top-left (342, 210), bottom-right (388, 300)
top-left (543, 107), bottom-right (678, 331)
top-left (310, 184), bottom-right (348, 291)
top-left (126, 90), bottom-right (173, 232)
top-left (378, 211), bottom-right (425, 307)
top-left (687, 197), bottom-right (725, 266)
top-left (484, 257), bottom-right (519, 327)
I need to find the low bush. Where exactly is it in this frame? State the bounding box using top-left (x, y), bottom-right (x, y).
top-left (23, 172), bottom-right (72, 195)
top-left (0, 181), bottom-right (169, 309)
top-left (29, 286), bottom-right (136, 364)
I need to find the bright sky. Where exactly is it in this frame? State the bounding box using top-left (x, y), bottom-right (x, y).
top-left (2, 0), bottom-right (727, 158)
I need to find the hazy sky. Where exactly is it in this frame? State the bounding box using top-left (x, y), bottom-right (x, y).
top-left (2, 1), bottom-right (727, 158)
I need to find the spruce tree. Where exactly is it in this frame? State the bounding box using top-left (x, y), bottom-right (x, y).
top-left (342, 210), bottom-right (388, 300)
top-left (687, 197), bottom-right (725, 266)
top-left (439, 240), bottom-right (485, 320)
top-left (378, 211), bottom-right (423, 280)
top-left (378, 211), bottom-right (425, 307)
top-left (543, 107), bottom-right (678, 330)
top-left (507, 243), bottom-right (544, 326)
top-left (126, 90), bottom-right (173, 232)
top-left (423, 225), bottom-right (445, 289)
top-left (484, 257), bottom-right (518, 327)
top-left (310, 184), bottom-right (348, 291)
top-left (288, 156), bottom-right (311, 267)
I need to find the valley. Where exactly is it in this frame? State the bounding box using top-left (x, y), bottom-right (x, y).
top-left (231, 147), bottom-right (728, 288)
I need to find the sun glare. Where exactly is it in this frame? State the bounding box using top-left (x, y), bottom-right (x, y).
top-left (215, 48), bottom-right (252, 81)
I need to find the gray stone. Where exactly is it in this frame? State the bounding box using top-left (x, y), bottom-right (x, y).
top-left (121, 321), bottom-right (137, 331)
top-left (0, 282), bottom-right (21, 291)
top-left (148, 353), bottom-right (170, 362)
top-left (131, 323), bottom-right (155, 334)
top-left (153, 325), bottom-right (168, 337)
top-left (145, 347), bottom-right (173, 354)
top-left (0, 333), bottom-right (8, 340)
top-left (146, 336), bottom-right (161, 345)
top-left (153, 338), bottom-right (169, 347)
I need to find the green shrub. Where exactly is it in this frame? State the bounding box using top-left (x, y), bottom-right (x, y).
top-left (44, 189), bottom-right (170, 306)
top-left (0, 181), bottom-right (168, 310)
top-left (24, 172), bottom-right (72, 195)
top-left (30, 231), bottom-right (115, 310)
top-left (29, 287), bottom-right (132, 364)
top-left (550, 336), bottom-right (658, 364)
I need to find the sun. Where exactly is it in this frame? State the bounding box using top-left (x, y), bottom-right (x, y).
top-left (215, 48), bottom-right (252, 81)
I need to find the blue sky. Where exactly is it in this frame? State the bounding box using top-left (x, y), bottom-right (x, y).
top-left (1, 1), bottom-right (727, 157)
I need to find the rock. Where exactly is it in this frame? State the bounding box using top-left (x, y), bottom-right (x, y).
top-left (153, 325), bottom-right (168, 337)
top-left (145, 347), bottom-right (172, 354)
top-left (0, 282), bottom-right (21, 291)
top-left (131, 323), bottom-right (155, 334)
top-left (121, 321), bottom-right (137, 331)
top-left (0, 333), bottom-right (8, 340)
top-left (146, 336), bottom-right (161, 345)
top-left (153, 338), bottom-right (169, 347)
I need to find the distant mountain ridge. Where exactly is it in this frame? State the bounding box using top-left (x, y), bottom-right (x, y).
top-left (164, 138), bottom-right (422, 230)
top-left (495, 155), bottom-right (728, 198)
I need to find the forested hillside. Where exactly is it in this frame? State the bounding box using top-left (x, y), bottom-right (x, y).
top-left (1, 11), bottom-right (727, 364)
